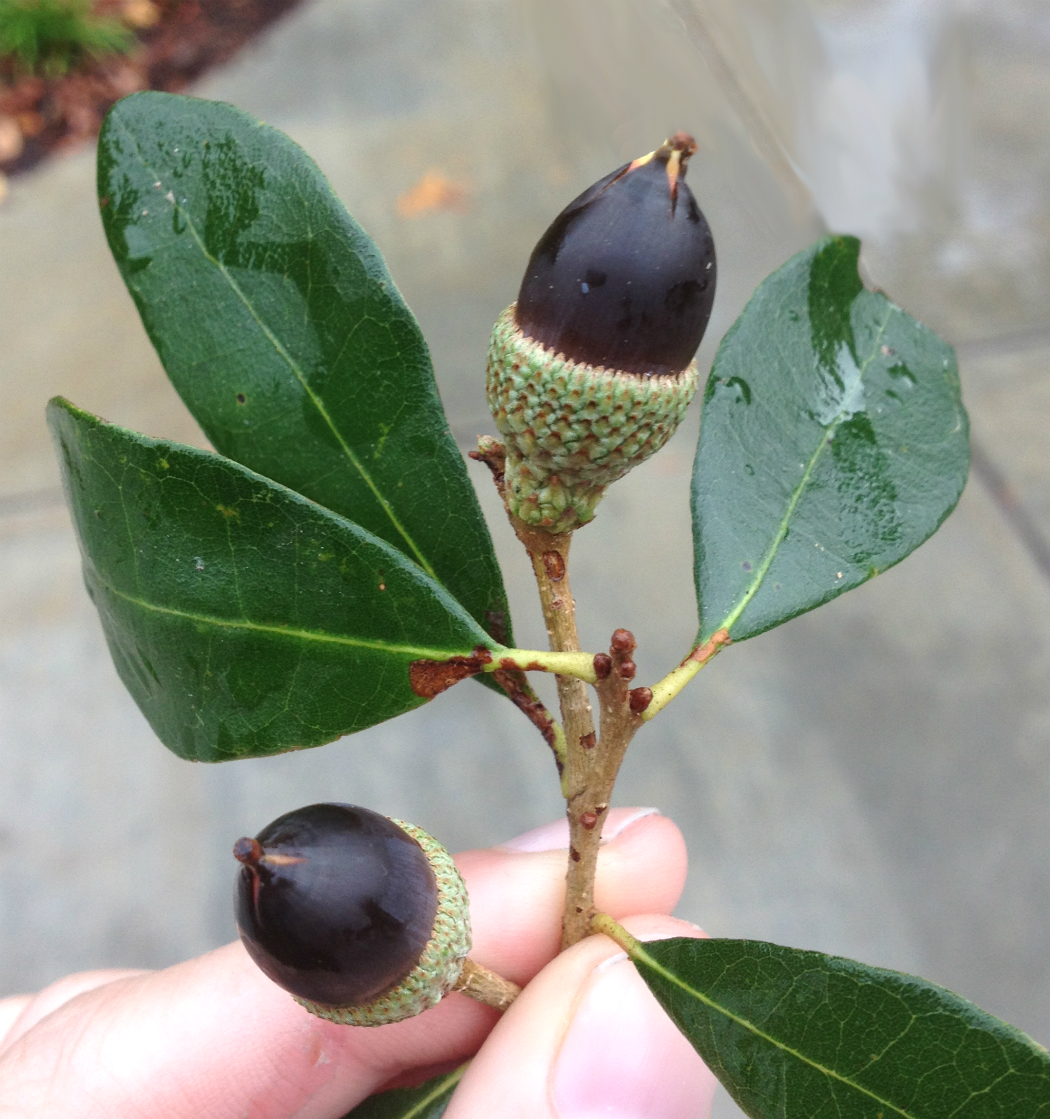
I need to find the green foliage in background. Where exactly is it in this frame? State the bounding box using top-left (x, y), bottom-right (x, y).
top-left (0, 0), bottom-right (132, 78)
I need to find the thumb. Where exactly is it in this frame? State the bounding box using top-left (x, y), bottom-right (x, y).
top-left (445, 915), bottom-right (718, 1119)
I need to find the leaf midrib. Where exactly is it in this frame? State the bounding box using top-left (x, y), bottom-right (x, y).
top-left (715, 309), bottom-right (892, 637)
top-left (90, 569), bottom-right (473, 660)
top-left (396, 1064), bottom-right (466, 1118)
top-left (633, 942), bottom-right (919, 1118)
top-left (110, 114), bottom-right (440, 584)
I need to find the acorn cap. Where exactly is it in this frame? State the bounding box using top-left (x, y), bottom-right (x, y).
top-left (487, 134), bottom-right (713, 533)
top-left (234, 805), bottom-right (470, 1027)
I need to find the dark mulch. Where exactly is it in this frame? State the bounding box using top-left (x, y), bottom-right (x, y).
top-left (0, 0), bottom-right (302, 176)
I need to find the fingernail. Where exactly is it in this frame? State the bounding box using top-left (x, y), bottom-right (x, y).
top-left (552, 956), bottom-right (718, 1118)
top-left (602, 807), bottom-right (661, 843)
top-left (497, 808), bottom-right (660, 853)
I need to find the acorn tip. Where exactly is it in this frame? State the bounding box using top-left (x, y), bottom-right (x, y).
top-left (233, 836), bottom-right (263, 865)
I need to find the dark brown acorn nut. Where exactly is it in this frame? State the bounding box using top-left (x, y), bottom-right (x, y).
top-left (233, 803), bottom-right (470, 1026)
top-left (486, 132), bottom-right (716, 533)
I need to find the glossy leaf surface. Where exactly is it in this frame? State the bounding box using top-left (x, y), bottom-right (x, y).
top-left (48, 398), bottom-right (496, 761)
top-left (692, 236), bottom-right (968, 644)
top-left (633, 937), bottom-right (1050, 1119)
top-left (97, 91), bottom-right (513, 650)
top-left (343, 1066), bottom-right (464, 1118)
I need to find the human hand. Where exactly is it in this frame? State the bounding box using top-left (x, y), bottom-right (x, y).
top-left (0, 808), bottom-right (717, 1119)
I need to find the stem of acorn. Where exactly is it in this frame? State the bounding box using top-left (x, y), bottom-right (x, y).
top-left (453, 958), bottom-right (521, 1011)
top-left (508, 518), bottom-right (645, 949)
top-left (507, 515), bottom-right (597, 946)
top-left (473, 437), bottom-right (645, 949)
top-left (559, 626), bottom-right (644, 948)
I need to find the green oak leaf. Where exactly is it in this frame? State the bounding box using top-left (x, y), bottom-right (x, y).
top-left (96, 91), bottom-right (513, 659)
top-left (342, 1066), bottom-right (465, 1118)
top-left (692, 235), bottom-right (969, 644)
top-left (630, 937), bottom-right (1050, 1119)
top-left (47, 397), bottom-right (499, 761)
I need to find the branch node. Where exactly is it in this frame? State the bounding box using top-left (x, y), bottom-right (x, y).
top-left (469, 436), bottom-right (506, 486)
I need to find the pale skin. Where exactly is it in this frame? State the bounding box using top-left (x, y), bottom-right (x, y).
top-left (0, 809), bottom-right (718, 1119)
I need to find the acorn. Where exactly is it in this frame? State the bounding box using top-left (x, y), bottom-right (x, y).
top-left (233, 803), bottom-right (471, 1026)
top-left (487, 132), bottom-right (716, 533)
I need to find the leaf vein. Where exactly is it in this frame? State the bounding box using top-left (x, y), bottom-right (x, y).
top-left (633, 943), bottom-right (922, 1119)
top-left (91, 571), bottom-right (468, 660)
top-left (718, 308), bottom-right (892, 635)
top-left (111, 115), bottom-right (440, 584)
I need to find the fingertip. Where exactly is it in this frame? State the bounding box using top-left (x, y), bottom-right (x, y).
top-left (0, 996), bottom-right (32, 1051)
top-left (0, 968), bottom-right (147, 1054)
top-left (595, 811), bottom-right (688, 919)
top-left (445, 916), bottom-right (715, 1119)
top-left (493, 807), bottom-right (661, 853)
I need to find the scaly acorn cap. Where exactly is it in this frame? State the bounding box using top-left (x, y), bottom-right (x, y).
top-left (487, 132), bottom-right (716, 533)
top-left (234, 804), bottom-right (470, 1027)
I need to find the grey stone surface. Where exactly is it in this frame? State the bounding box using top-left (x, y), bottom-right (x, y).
top-left (2, 1), bottom-right (1049, 1115)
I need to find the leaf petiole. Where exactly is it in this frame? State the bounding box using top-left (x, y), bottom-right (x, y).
top-left (591, 911), bottom-right (642, 953)
top-left (639, 629), bottom-right (731, 721)
top-left (483, 648), bottom-right (599, 683)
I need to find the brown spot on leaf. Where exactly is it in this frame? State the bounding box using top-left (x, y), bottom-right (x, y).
top-left (686, 628), bottom-right (731, 666)
top-left (409, 646), bottom-right (493, 699)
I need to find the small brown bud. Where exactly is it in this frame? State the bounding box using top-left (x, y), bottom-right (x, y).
top-left (610, 629), bottom-right (636, 654)
top-left (629, 687), bottom-right (653, 714)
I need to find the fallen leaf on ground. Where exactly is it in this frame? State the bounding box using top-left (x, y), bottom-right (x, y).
top-left (396, 169), bottom-right (470, 217)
